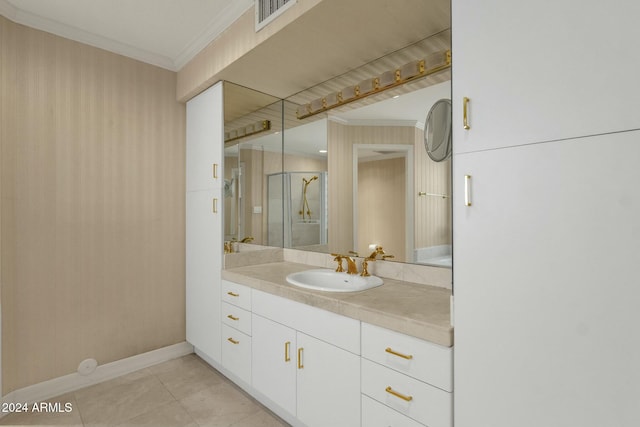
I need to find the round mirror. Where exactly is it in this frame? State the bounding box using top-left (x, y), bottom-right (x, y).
top-left (424, 98), bottom-right (452, 162)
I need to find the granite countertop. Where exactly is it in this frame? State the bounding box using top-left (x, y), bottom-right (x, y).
top-left (222, 261), bottom-right (453, 347)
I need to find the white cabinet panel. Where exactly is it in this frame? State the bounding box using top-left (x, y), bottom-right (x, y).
top-left (362, 395), bottom-right (425, 427)
top-left (221, 324), bottom-right (251, 385)
top-left (221, 302), bottom-right (251, 336)
top-left (186, 189), bottom-right (222, 362)
top-left (252, 289), bottom-right (360, 355)
top-left (221, 280), bottom-right (252, 311)
top-left (251, 314), bottom-right (297, 415)
top-left (452, 1), bottom-right (640, 153)
top-left (296, 332), bottom-right (360, 427)
top-left (186, 82), bottom-right (223, 191)
top-left (453, 132), bottom-right (640, 426)
top-left (362, 323), bottom-right (452, 392)
top-left (362, 359), bottom-right (452, 427)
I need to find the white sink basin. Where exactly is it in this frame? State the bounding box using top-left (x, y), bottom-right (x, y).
top-left (286, 269), bottom-right (383, 292)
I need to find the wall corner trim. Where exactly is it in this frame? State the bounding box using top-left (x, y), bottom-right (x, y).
top-left (0, 342), bottom-right (194, 413)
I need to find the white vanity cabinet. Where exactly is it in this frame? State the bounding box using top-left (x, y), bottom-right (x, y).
top-left (453, 2), bottom-right (640, 426)
top-left (220, 281), bottom-right (252, 385)
top-left (361, 323), bottom-right (453, 427)
top-left (251, 290), bottom-right (361, 427)
top-left (453, 132), bottom-right (640, 427)
top-left (452, 0), bottom-right (640, 154)
top-left (186, 82), bottom-right (224, 363)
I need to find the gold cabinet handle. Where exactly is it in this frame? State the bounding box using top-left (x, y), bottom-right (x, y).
top-left (227, 291), bottom-right (239, 297)
top-left (385, 347), bottom-right (413, 360)
top-left (463, 97), bottom-right (470, 130)
top-left (464, 175), bottom-right (472, 207)
top-left (227, 337), bottom-right (239, 345)
top-left (227, 314), bottom-right (239, 321)
top-left (297, 347), bottom-right (304, 369)
top-left (284, 341), bottom-right (291, 362)
top-left (212, 198), bottom-right (218, 213)
top-left (213, 163), bottom-right (219, 179)
top-left (385, 386), bottom-right (413, 402)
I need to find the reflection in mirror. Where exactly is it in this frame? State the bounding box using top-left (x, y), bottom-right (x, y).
top-left (282, 32), bottom-right (452, 267)
top-left (223, 82), bottom-right (283, 249)
top-left (271, 115), bottom-right (328, 251)
top-left (424, 99), bottom-right (453, 162)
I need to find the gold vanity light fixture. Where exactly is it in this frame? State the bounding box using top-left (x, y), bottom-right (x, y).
top-left (225, 120), bottom-right (271, 143)
top-left (296, 49), bottom-right (451, 120)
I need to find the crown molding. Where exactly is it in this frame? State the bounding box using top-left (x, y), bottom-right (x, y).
top-left (0, 0), bottom-right (252, 72)
top-left (173, 1), bottom-right (253, 71)
top-left (0, 0), bottom-right (175, 70)
top-left (0, 0), bottom-right (17, 20)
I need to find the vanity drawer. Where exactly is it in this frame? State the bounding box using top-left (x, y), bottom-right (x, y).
top-left (362, 322), bottom-right (452, 392)
top-left (221, 280), bottom-right (252, 311)
top-left (221, 324), bottom-right (251, 385)
top-left (362, 395), bottom-right (425, 427)
top-left (221, 302), bottom-right (251, 335)
top-left (362, 359), bottom-right (452, 427)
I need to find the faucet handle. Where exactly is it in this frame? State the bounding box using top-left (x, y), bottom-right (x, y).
top-left (330, 253), bottom-right (345, 272)
top-left (382, 254), bottom-right (395, 260)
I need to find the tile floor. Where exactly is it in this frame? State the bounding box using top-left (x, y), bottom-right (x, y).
top-left (0, 354), bottom-right (289, 427)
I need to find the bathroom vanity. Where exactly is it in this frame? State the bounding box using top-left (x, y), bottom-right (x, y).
top-left (211, 255), bottom-right (453, 427)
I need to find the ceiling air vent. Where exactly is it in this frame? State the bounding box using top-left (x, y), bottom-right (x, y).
top-left (255, 0), bottom-right (296, 31)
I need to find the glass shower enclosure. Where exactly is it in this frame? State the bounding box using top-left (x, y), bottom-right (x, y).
top-left (268, 171), bottom-right (327, 250)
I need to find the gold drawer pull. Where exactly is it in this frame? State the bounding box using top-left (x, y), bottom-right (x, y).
top-left (227, 291), bottom-right (239, 297)
top-left (227, 337), bottom-right (239, 345)
top-left (227, 314), bottom-right (239, 321)
top-left (213, 163), bottom-right (219, 179)
top-left (298, 347), bottom-right (304, 369)
top-left (385, 347), bottom-right (413, 360)
top-left (285, 341), bottom-right (291, 362)
top-left (463, 96), bottom-right (470, 130)
top-left (385, 386), bottom-right (413, 402)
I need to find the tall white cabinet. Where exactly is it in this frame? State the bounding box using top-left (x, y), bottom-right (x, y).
top-left (452, 2), bottom-right (640, 426)
top-left (186, 82), bottom-right (224, 363)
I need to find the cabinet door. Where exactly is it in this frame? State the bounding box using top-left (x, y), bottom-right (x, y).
top-left (453, 132), bottom-right (640, 426)
top-left (452, 0), bottom-right (640, 153)
top-left (186, 188), bottom-right (222, 362)
top-left (186, 82), bottom-right (223, 191)
top-left (251, 314), bottom-right (297, 416)
top-left (221, 324), bottom-right (251, 385)
top-left (296, 332), bottom-right (360, 427)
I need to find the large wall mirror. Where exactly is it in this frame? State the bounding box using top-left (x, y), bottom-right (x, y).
top-left (224, 31), bottom-right (452, 268)
top-left (223, 83), bottom-right (283, 247)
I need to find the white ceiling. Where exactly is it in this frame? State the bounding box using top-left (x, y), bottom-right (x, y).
top-left (0, 0), bottom-right (253, 70)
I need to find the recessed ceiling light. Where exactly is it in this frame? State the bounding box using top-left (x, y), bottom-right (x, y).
top-left (392, 95), bottom-right (400, 99)
top-left (319, 149), bottom-right (327, 153)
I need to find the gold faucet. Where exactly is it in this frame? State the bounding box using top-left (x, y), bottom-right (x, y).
top-left (224, 241), bottom-right (233, 254)
top-left (330, 252), bottom-right (359, 274)
top-left (361, 246), bottom-right (394, 276)
top-left (240, 236), bottom-right (254, 243)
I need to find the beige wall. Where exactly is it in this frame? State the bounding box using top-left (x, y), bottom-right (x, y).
top-left (0, 17), bottom-right (186, 393)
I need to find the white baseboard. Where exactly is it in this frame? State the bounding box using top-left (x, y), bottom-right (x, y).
top-left (1, 342), bottom-right (193, 410)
